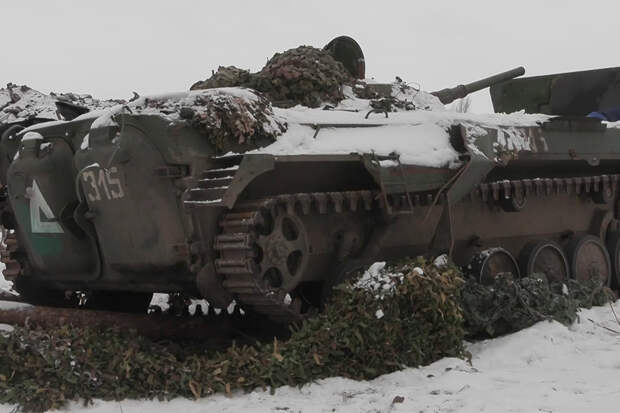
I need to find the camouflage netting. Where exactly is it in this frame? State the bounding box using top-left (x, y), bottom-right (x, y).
top-left (461, 273), bottom-right (614, 338)
top-left (0, 258), bottom-right (464, 412)
top-left (190, 66), bottom-right (251, 90)
top-left (191, 46), bottom-right (353, 108)
top-left (0, 257), bottom-right (615, 412)
top-left (249, 46), bottom-right (353, 107)
top-left (125, 89), bottom-right (287, 152)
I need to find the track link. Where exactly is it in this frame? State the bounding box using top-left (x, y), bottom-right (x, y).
top-left (474, 174), bottom-right (619, 203)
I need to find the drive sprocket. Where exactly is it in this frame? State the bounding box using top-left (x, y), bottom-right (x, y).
top-left (213, 190), bottom-right (376, 323)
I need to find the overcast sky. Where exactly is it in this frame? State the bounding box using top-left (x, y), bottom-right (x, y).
top-left (3, 0), bottom-right (619, 112)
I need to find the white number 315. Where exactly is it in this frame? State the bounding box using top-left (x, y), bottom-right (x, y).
top-left (82, 166), bottom-right (125, 202)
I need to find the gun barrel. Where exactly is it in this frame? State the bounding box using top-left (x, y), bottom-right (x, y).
top-left (432, 66), bottom-right (525, 105)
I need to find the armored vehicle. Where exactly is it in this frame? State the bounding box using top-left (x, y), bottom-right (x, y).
top-left (2, 39), bottom-right (620, 323)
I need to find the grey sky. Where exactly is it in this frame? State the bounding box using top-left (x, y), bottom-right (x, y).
top-left (3, 0), bottom-right (618, 112)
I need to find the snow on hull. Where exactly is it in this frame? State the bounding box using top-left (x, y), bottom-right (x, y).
top-left (90, 88), bottom-right (284, 129)
top-left (248, 89), bottom-right (550, 169)
top-left (10, 301), bottom-right (617, 413)
top-left (13, 83), bottom-right (553, 170)
top-left (0, 86), bottom-right (58, 123)
top-left (251, 122), bottom-right (461, 168)
top-left (1, 84), bottom-right (123, 125)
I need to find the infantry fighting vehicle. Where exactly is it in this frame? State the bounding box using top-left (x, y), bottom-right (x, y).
top-left (2, 38), bottom-right (620, 323)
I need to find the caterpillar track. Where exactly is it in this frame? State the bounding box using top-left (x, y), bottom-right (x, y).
top-left (473, 174), bottom-right (617, 205)
top-left (212, 172), bottom-right (620, 323)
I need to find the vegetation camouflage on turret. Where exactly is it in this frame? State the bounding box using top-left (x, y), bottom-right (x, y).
top-left (191, 46), bottom-right (353, 108)
top-left (190, 66), bottom-right (251, 90)
top-left (249, 46), bottom-right (352, 107)
top-left (0, 258), bottom-right (464, 412)
top-left (130, 89), bottom-right (286, 152)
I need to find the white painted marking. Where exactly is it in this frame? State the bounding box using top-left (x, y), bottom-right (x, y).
top-left (28, 180), bottom-right (63, 234)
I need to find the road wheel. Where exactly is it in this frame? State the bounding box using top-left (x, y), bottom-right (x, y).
top-left (566, 235), bottom-right (611, 286)
top-left (519, 240), bottom-right (569, 283)
top-left (470, 247), bottom-right (519, 285)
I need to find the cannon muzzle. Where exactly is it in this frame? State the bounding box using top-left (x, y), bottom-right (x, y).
top-left (432, 66), bottom-right (525, 105)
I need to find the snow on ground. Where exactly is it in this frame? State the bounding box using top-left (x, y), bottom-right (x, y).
top-left (0, 301), bottom-right (614, 413)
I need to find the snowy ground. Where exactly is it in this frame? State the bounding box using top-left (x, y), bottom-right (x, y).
top-left (0, 294), bottom-right (617, 412)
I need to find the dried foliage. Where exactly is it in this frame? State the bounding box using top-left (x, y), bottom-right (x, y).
top-left (249, 46), bottom-right (352, 107)
top-left (354, 79), bottom-right (418, 112)
top-left (461, 273), bottom-right (614, 338)
top-left (0, 258), bottom-right (464, 412)
top-left (1, 257), bottom-right (613, 412)
top-left (190, 66), bottom-right (251, 90)
top-left (134, 89), bottom-right (286, 152)
top-left (191, 46), bottom-right (353, 108)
